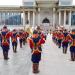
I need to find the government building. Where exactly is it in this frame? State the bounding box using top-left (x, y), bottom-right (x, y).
top-left (0, 0), bottom-right (75, 30)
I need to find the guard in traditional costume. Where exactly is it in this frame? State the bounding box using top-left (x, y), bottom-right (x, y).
top-left (28, 30), bottom-right (45, 73)
top-left (52, 30), bottom-right (58, 45)
top-left (1, 26), bottom-right (11, 60)
top-left (62, 29), bottom-right (69, 54)
top-left (19, 29), bottom-right (23, 48)
top-left (57, 31), bottom-right (63, 48)
top-left (22, 31), bottom-right (26, 45)
top-left (11, 29), bottom-right (18, 53)
top-left (69, 29), bottom-right (75, 61)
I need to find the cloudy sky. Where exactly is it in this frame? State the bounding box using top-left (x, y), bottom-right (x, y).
top-left (0, 0), bottom-right (75, 6)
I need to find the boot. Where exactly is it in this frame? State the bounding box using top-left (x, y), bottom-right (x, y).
top-left (63, 47), bottom-right (65, 53)
top-left (74, 53), bottom-right (75, 61)
top-left (71, 52), bottom-right (74, 61)
top-left (58, 44), bottom-right (61, 48)
top-left (13, 46), bottom-right (15, 52)
top-left (63, 47), bottom-right (67, 54)
top-left (33, 63), bottom-right (39, 73)
top-left (20, 43), bottom-right (22, 48)
top-left (14, 46), bottom-right (17, 53)
top-left (64, 47), bottom-right (67, 54)
top-left (4, 52), bottom-right (9, 60)
top-left (23, 39), bottom-right (25, 45)
top-left (3, 51), bottom-right (6, 59)
top-left (33, 63), bottom-right (36, 73)
top-left (36, 63), bottom-right (39, 73)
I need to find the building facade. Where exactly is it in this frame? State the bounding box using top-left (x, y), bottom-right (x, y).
top-left (0, 0), bottom-right (75, 30)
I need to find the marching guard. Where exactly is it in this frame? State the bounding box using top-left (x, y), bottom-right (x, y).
top-left (69, 29), bottom-right (75, 61)
top-left (22, 30), bottom-right (27, 45)
top-left (62, 29), bottom-right (69, 54)
top-left (28, 30), bottom-right (45, 73)
top-left (11, 29), bottom-right (18, 53)
top-left (19, 29), bottom-right (23, 48)
top-left (57, 30), bottom-right (63, 48)
top-left (1, 26), bottom-right (11, 60)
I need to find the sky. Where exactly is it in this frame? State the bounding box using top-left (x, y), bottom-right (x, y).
top-left (0, 0), bottom-right (75, 6)
top-left (0, 0), bottom-right (22, 6)
top-left (0, 0), bottom-right (35, 6)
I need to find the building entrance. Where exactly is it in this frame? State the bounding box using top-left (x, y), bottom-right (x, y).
top-left (41, 18), bottom-right (50, 33)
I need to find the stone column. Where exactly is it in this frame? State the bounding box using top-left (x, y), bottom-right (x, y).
top-left (28, 11), bottom-right (30, 25)
top-left (0, 13), bottom-right (2, 25)
top-left (23, 11), bottom-right (25, 26)
top-left (33, 11), bottom-right (35, 28)
top-left (69, 10), bottom-right (72, 26)
top-left (59, 11), bottom-right (61, 26)
top-left (53, 8), bottom-right (56, 27)
top-left (38, 8), bottom-right (40, 26)
top-left (64, 10), bottom-right (66, 26)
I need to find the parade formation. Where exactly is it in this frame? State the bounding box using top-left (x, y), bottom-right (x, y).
top-left (0, 0), bottom-right (75, 75)
top-left (52, 27), bottom-right (75, 61)
top-left (0, 25), bottom-right (29, 60)
top-left (0, 25), bottom-right (46, 74)
top-left (0, 25), bottom-right (75, 74)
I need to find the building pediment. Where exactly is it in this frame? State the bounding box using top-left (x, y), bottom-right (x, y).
top-left (36, 0), bottom-right (58, 8)
top-left (59, 0), bottom-right (73, 6)
top-left (36, 0), bottom-right (58, 3)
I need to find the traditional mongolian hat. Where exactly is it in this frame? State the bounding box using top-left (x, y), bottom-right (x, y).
top-left (3, 25), bottom-right (7, 29)
top-left (33, 30), bottom-right (38, 34)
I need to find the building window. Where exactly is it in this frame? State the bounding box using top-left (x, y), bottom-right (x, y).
top-left (66, 12), bottom-right (69, 25)
top-left (0, 12), bottom-right (22, 25)
top-left (71, 12), bottom-right (75, 26)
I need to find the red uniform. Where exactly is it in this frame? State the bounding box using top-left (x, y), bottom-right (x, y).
top-left (62, 32), bottom-right (69, 54)
top-left (29, 35), bottom-right (45, 50)
top-left (1, 27), bottom-right (11, 60)
top-left (68, 33), bottom-right (75, 61)
top-left (11, 30), bottom-right (18, 53)
top-left (57, 32), bottom-right (63, 48)
top-left (18, 30), bottom-right (24, 48)
top-left (28, 30), bottom-right (45, 73)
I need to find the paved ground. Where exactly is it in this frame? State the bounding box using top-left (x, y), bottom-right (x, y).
top-left (0, 34), bottom-right (75, 75)
top-left (0, 40), bottom-right (31, 75)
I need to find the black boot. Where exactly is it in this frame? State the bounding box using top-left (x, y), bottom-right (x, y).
top-left (33, 63), bottom-right (39, 73)
top-left (3, 51), bottom-right (6, 60)
top-left (3, 51), bottom-right (9, 60)
top-left (71, 52), bottom-right (74, 61)
top-left (23, 39), bottom-right (25, 45)
top-left (14, 46), bottom-right (17, 53)
top-left (20, 43), bottom-right (22, 48)
top-left (63, 47), bottom-right (67, 54)
top-left (13, 46), bottom-right (17, 53)
top-left (74, 53), bottom-right (75, 61)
